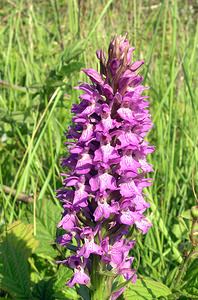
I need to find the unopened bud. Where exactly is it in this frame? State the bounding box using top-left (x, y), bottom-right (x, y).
top-left (191, 206), bottom-right (198, 219)
top-left (190, 221), bottom-right (198, 246)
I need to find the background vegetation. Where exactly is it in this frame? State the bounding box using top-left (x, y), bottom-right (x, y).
top-left (0, 0), bottom-right (197, 299)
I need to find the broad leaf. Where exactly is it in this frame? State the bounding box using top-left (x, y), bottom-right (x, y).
top-left (59, 62), bottom-right (84, 76)
top-left (32, 277), bottom-right (57, 300)
top-left (123, 278), bottom-right (172, 300)
top-left (0, 221), bottom-right (38, 299)
top-left (55, 265), bottom-right (79, 300)
top-left (76, 285), bottom-right (90, 300)
top-left (182, 259), bottom-right (198, 297)
top-left (24, 199), bottom-right (62, 257)
top-left (32, 265), bottom-right (79, 300)
top-left (172, 222), bottom-right (188, 240)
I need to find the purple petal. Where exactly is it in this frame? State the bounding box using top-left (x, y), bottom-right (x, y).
top-left (56, 233), bottom-right (72, 246)
top-left (120, 155), bottom-right (140, 172)
top-left (117, 131), bottom-right (140, 149)
top-left (75, 83), bottom-right (95, 94)
top-left (65, 176), bottom-right (79, 187)
top-left (102, 84), bottom-right (114, 99)
top-left (96, 116), bottom-right (115, 133)
top-left (67, 267), bottom-right (90, 287)
top-left (70, 145), bottom-right (84, 154)
top-left (94, 143), bottom-right (119, 163)
top-left (111, 288), bottom-right (125, 300)
top-left (58, 213), bottom-right (76, 231)
top-left (90, 173), bottom-right (117, 192)
top-left (76, 153), bottom-right (92, 174)
top-left (79, 124), bottom-right (94, 142)
top-left (73, 184), bottom-right (88, 207)
top-left (117, 107), bottom-right (136, 124)
top-left (135, 217), bottom-right (152, 234)
top-left (67, 256), bottom-right (81, 268)
top-left (139, 159), bottom-right (154, 173)
top-left (120, 179), bottom-right (140, 197)
top-left (131, 194), bottom-right (150, 211)
top-left (83, 68), bottom-right (104, 85)
top-left (94, 201), bottom-right (119, 221)
top-left (77, 240), bottom-right (103, 258)
top-left (120, 210), bottom-right (142, 225)
top-left (130, 60), bottom-right (144, 71)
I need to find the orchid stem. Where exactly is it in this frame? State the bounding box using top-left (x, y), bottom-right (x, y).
top-left (173, 248), bottom-right (194, 290)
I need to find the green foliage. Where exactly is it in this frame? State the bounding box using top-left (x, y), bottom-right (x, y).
top-left (24, 199), bottom-right (62, 258)
top-left (172, 222), bottom-right (188, 240)
top-left (53, 265), bottom-right (79, 300)
top-left (32, 266), bottom-right (79, 300)
top-left (61, 41), bottom-right (85, 65)
top-left (123, 278), bottom-right (172, 300)
top-left (182, 259), bottom-right (198, 297)
top-left (0, 220), bottom-right (78, 300)
top-left (0, 0), bottom-right (198, 299)
top-left (0, 221), bottom-right (38, 299)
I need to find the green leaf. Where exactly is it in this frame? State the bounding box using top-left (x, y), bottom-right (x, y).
top-left (0, 221), bottom-right (38, 299)
top-left (54, 265), bottom-right (79, 300)
top-left (182, 258), bottom-right (198, 296)
top-left (76, 285), bottom-right (90, 300)
top-left (32, 265), bottom-right (79, 300)
top-left (54, 265), bottom-right (73, 289)
top-left (181, 209), bottom-right (192, 220)
top-left (61, 40), bottom-right (85, 64)
top-left (123, 278), bottom-right (172, 300)
top-left (24, 199), bottom-right (62, 258)
top-left (58, 62), bottom-right (84, 77)
top-left (172, 222), bottom-right (188, 239)
top-left (32, 277), bottom-right (56, 300)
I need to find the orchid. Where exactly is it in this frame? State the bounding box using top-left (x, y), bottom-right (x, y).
top-left (57, 35), bottom-right (154, 299)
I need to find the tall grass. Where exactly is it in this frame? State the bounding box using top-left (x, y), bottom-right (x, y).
top-left (0, 0), bottom-right (197, 295)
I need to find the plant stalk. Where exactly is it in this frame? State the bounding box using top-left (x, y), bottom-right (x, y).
top-left (90, 256), bottom-right (113, 300)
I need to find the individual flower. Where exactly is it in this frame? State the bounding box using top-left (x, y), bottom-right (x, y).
top-left (66, 256), bottom-right (90, 287)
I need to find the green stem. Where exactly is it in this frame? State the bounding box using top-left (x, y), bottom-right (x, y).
top-left (90, 256), bottom-right (113, 300)
top-left (173, 248), bottom-right (195, 289)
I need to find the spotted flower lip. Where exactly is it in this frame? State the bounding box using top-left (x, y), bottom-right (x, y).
top-left (67, 266), bottom-right (90, 287)
top-left (66, 256), bottom-right (90, 287)
top-left (93, 193), bottom-right (119, 221)
top-left (89, 172), bottom-right (117, 193)
top-left (56, 35), bottom-right (154, 297)
top-left (94, 143), bottom-right (120, 164)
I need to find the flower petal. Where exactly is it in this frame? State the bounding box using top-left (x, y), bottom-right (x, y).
top-left (119, 210), bottom-right (142, 225)
top-left (67, 268), bottom-right (90, 287)
top-left (117, 107), bottom-right (136, 124)
top-left (120, 179), bottom-right (140, 197)
top-left (83, 68), bottom-right (104, 85)
top-left (58, 214), bottom-right (76, 231)
top-left (120, 155), bottom-right (140, 172)
top-left (117, 131), bottom-right (140, 149)
top-left (79, 124), bottom-right (94, 142)
top-left (135, 217), bottom-right (152, 234)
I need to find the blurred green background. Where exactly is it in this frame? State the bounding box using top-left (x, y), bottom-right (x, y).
top-left (0, 1), bottom-right (198, 299)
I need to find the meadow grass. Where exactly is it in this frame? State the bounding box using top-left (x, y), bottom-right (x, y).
top-left (0, 0), bottom-right (198, 297)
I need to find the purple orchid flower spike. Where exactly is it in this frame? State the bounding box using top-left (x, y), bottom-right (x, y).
top-left (56, 35), bottom-right (154, 300)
